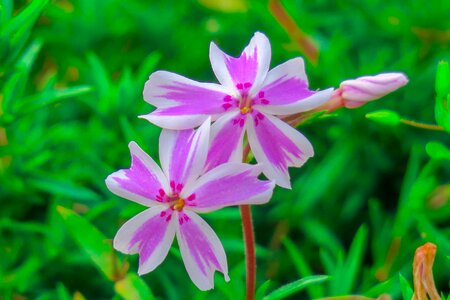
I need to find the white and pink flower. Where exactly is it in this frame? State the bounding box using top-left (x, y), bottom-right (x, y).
top-left (105, 120), bottom-right (274, 290)
top-left (141, 32), bottom-right (333, 188)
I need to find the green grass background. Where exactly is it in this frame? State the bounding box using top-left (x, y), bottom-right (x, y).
top-left (0, 0), bottom-right (449, 299)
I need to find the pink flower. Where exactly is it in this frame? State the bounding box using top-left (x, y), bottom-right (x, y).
top-left (339, 72), bottom-right (408, 108)
top-left (141, 32), bottom-right (333, 188)
top-left (105, 120), bottom-right (274, 290)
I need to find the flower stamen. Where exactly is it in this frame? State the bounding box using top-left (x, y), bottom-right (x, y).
top-left (172, 198), bottom-right (185, 211)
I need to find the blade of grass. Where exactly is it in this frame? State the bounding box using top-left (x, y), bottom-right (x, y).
top-left (264, 275), bottom-right (330, 300)
top-left (56, 206), bottom-right (124, 281)
top-left (282, 237), bottom-right (324, 298)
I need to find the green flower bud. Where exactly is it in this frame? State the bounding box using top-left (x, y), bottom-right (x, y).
top-left (365, 110), bottom-right (401, 126)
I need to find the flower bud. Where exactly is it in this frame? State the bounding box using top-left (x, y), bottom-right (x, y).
top-left (365, 109), bottom-right (401, 126)
top-left (340, 73), bottom-right (409, 108)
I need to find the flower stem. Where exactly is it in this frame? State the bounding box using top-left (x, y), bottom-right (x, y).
top-left (240, 204), bottom-right (256, 300)
top-left (400, 119), bottom-right (445, 131)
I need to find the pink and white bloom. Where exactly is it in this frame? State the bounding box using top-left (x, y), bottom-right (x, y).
top-left (105, 120), bottom-right (274, 290)
top-left (141, 32), bottom-right (333, 188)
top-left (339, 72), bottom-right (408, 108)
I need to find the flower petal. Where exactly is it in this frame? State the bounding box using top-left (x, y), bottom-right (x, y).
top-left (247, 112), bottom-right (313, 188)
top-left (176, 210), bottom-right (229, 291)
top-left (141, 71), bottom-right (229, 129)
top-left (204, 111), bottom-right (245, 172)
top-left (210, 32), bottom-right (271, 94)
top-left (253, 58), bottom-right (333, 114)
top-left (185, 163), bottom-right (274, 213)
top-left (114, 206), bottom-right (177, 275)
top-left (105, 142), bottom-right (169, 207)
top-left (159, 119), bottom-right (210, 191)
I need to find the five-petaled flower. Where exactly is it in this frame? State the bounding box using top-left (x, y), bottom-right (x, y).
top-left (106, 119), bottom-right (275, 290)
top-left (141, 32), bottom-right (333, 188)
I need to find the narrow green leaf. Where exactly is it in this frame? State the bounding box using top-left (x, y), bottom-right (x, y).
top-left (256, 280), bottom-right (272, 300)
top-left (329, 225), bottom-right (368, 295)
top-left (264, 275), bottom-right (330, 300)
top-left (29, 177), bottom-right (101, 202)
top-left (137, 52), bottom-right (162, 84)
top-left (114, 273), bottom-right (154, 300)
top-left (15, 85), bottom-right (93, 115)
top-left (56, 206), bottom-right (123, 281)
top-left (2, 40), bottom-right (43, 112)
top-left (282, 237), bottom-right (324, 298)
top-left (0, 0), bottom-right (49, 37)
top-left (399, 273), bottom-right (414, 300)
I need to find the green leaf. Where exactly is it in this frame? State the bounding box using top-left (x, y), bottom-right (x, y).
top-left (366, 110), bottom-right (401, 126)
top-left (1, 40), bottom-right (43, 112)
top-left (399, 273), bottom-right (414, 300)
top-left (29, 177), bottom-right (101, 202)
top-left (435, 61), bottom-right (450, 131)
top-left (330, 225), bottom-right (368, 295)
top-left (15, 85), bottom-right (93, 115)
top-left (436, 61), bottom-right (450, 97)
top-left (426, 141), bottom-right (450, 160)
top-left (0, 0), bottom-right (49, 37)
top-left (256, 280), bottom-right (272, 300)
top-left (282, 237), bottom-right (324, 298)
top-left (264, 275), bottom-right (330, 300)
top-left (56, 206), bottom-right (123, 281)
top-left (114, 273), bottom-right (155, 300)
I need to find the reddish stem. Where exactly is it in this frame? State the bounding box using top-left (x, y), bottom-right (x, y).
top-left (240, 204), bottom-right (256, 300)
top-left (240, 143), bottom-right (255, 299)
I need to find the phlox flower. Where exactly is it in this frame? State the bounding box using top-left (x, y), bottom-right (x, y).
top-left (105, 119), bottom-right (275, 290)
top-left (141, 32), bottom-right (333, 188)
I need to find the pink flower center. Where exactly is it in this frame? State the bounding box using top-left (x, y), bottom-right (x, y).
top-left (221, 82), bottom-right (270, 127)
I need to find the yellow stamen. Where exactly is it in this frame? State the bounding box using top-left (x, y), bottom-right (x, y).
top-left (173, 198), bottom-right (185, 211)
top-left (240, 106), bottom-right (251, 114)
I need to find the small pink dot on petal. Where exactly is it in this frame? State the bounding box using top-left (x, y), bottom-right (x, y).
top-left (179, 217), bottom-right (184, 225)
top-left (222, 103), bottom-right (232, 110)
top-left (258, 91), bottom-right (265, 98)
top-left (233, 118), bottom-right (239, 125)
top-left (176, 183), bottom-right (183, 192)
top-left (156, 195), bottom-right (163, 202)
top-left (184, 215), bottom-right (190, 222)
top-left (170, 181), bottom-right (176, 190)
top-left (244, 82), bottom-right (252, 88)
top-left (236, 83), bottom-right (243, 90)
top-left (160, 211), bottom-right (166, 217)
top-left (187, 194), bottom-right (196, 201)
top-left (239, 118), bottom-right (245, 127)
top-left (223, 95), bottom-right (232, 102)
top-left (254, 118), bottom-right (259, 126)
top-left (260, 99), bottom-right (270, 105)
top-left (165, 214), bottom-right (172, 222)
top-left (257, 113), bottom-right (264, 120)
top-left (158, 189), bottom-right (165, 196)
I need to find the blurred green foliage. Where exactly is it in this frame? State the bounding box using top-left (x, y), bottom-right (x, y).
top-left (0, 0), bottom-right (449, 299)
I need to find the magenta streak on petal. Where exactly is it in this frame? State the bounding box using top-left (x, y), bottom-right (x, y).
top-left (179, 217), bottom-right (222, 275)
top-left (260, 75), bottom-right (314, 106)
top-left (153, 82), bottom-right (227, 115)
top-left (115, 155), bottom-right (163, 201)
top-left (204, 119), bottom-right (244, 172)
top-left (225, 47), bottom-right (258, 86)
top-left (128, 209), bottom-right (172, 264)
top-left (253, 114), bottom-right (303, 171)
top-left (192, 169), bottom-right (272, 210)
top-left (168, 130), bottom-right (196, 186)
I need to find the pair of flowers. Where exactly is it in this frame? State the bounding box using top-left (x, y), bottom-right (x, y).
top-left (105, 32), bottom-right (408, 290)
